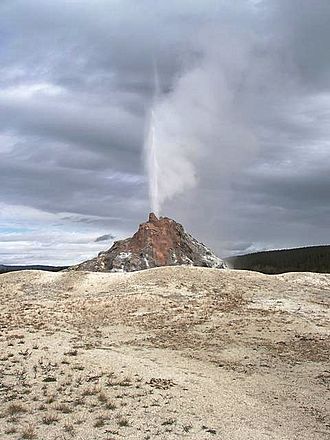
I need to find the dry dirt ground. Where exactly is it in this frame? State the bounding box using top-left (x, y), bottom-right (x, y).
top-left (0, 266), bottom-right (329, 440)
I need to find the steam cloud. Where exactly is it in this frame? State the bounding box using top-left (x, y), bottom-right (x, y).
top-left (144, 26), bottom-right (258, 216)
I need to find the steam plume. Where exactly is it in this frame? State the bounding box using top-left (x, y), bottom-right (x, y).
top-left (145, 27), bottom-right (259, 215)
top-left (144, 64), bottom-right (160, 215)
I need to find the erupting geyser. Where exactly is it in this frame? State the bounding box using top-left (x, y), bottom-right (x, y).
top-left (145, 108), bottom-right (160, 216)
top-left (144, 64), bottom-right (161, 216)
top-left (143, 62), bottom-right (200, 217)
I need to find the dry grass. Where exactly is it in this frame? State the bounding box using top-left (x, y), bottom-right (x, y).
top-left (97, 390), bottom-right (108, 403)
top-left (81, 385), bottom-right (100, 396)
top-left (117, 415), bottom-right (129, 427)
top-left (21, 423), bottom-right (36, 439)
top-left (4, 426), bottom-right (17, 434)
top-left (42, 412), bottom-right (59, 425)
top-left (63, 422), bottom-right (75, 435)
top-left (54, 402), bottom-right (73, 413)
top-left (6, 403), bottom-right (27, 416)
top-left (105, 400), bottom-right (117, 410)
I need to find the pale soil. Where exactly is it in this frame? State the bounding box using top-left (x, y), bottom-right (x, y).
top-left (0, 266), bottom-right (329, 440)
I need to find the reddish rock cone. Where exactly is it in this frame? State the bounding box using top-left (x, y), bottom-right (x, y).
top-left (71, 213), bottom-right (226, 272)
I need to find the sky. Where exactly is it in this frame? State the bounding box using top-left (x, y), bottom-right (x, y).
top-left (0, 0), bottom-right (329, 265)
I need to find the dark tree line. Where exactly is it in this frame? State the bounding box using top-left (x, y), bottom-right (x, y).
top-left (226, 245), bottom-right (330, 274)
top-left (0, 265), bottom-right (67, 274)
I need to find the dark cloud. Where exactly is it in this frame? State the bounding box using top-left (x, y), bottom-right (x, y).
top-left (95, 234), bottom-right (115, 243)
top-left (0, 0), bottom-right (329, 264)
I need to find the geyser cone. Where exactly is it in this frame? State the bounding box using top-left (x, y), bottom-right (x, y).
top-left (71, 213), bottom-right (226, 272)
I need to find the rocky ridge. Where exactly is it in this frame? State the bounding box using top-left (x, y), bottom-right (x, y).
top-left (71, 213), bottom-right (226, 272)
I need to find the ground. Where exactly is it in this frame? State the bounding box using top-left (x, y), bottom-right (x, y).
top-left (0, 266), bottom-right (329, 440)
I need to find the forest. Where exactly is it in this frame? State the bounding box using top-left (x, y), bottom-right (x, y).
top-left (226, 245), bottom-right (330, 274)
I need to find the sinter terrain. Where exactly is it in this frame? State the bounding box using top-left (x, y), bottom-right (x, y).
top-left (0, 266), bottom-right (329, 440)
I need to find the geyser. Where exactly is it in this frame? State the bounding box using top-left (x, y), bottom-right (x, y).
top-left (145, 108), bottom-right (160, 216)
top-left (144, 65), bottom-right (160, 216)
top-left (144, 30), bottom-right (258, 221)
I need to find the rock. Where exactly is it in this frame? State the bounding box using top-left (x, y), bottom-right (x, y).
top-left (71, 213), bottom-right (226, 272)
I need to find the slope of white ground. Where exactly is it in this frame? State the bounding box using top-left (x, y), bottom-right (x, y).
top-left (0, 267), bottom-right (329, 440)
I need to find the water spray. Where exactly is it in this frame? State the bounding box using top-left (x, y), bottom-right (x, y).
top-left (144, 61), bottom-right (161, 216)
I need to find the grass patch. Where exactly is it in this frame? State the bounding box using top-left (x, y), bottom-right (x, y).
top-left (105, 400), bottom-right (117, 410)
top-left (7, 403), bottom-right (27, 416)
top-left (117, 416), bottom-right (129, 427)
top-left (42, 412), bottom-right (59, 425)
top-left (162, 418), bottom-right (176, 426)
top-left (54, 403), bottom-right (73, 413)
top-left (21, 423), bottom-right (36, 439)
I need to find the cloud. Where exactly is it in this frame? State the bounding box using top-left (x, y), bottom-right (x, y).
top-left (0, 202), bottom-right (127, 265)
top-left (95, 234), bottom-right (115, 243)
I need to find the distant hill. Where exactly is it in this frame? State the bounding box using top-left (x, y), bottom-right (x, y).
top-left (0, 265), bottom-right (67, 274)
top-left (226, 245), bottom-right (330, 274)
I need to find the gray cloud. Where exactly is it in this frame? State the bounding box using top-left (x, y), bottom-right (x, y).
top-left (0, 0), bottom-right (329, 264)
top-left (95, 234), bottom-right (115, 243)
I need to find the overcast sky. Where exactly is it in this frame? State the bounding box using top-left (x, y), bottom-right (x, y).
top-left (0, 0), bottom-right (329, 265)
